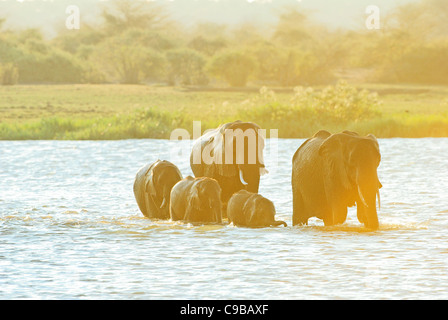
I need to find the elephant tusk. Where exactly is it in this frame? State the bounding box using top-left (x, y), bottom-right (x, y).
top-left (160, 197), bottom-right (167, 209)
top-left (376, 189), bottom-right (381, 210)
top-left (239, 169), bottom-right (248, 186)
top-left (357, 185), bottom-right (369, 208)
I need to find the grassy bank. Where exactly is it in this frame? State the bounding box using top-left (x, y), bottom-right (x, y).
top-left (0, 83), bottom-right (447, 139)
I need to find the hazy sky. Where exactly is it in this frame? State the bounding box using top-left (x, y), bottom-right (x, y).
top-left (0, 0), bottom-right (419, 37)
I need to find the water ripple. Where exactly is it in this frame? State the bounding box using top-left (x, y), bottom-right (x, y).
top-left (0, 138), bottom-right (447, 299)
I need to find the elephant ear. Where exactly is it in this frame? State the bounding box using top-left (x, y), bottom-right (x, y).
top-left (366, 134), bottom-right (381, 163)
top-left (242, 196), bottom-right (255, 226)
top-left (188, 183), bottom-right (201, 211)
top-left (166, 162), bottom-right (183, 180)
top-left (145, 172), bottom-right (158, 199)
top-left (244, 194), bottom-right (262, 226)
top-left (318, 133), bottom-right (352, 190)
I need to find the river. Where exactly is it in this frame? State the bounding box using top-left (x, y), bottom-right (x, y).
top-left (0, 138), bottom-right (447, 299)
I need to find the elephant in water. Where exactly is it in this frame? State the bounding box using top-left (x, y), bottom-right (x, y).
top-left (291, 130), bottom-right (382, 229)
top-left (190, 120), bottom-right (268, 213)
top-left (133, 160), bottom-right (183, 219)
top-left (170, 176), bottom-right (222, 224)
top-left (227, 190), bottom-right (287, 228)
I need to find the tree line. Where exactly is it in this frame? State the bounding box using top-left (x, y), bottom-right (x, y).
top-left (1, 0), bottom-right (447, 87)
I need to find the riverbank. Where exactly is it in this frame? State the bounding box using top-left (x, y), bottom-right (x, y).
top-left (1, 83), bottom-right (447, 139)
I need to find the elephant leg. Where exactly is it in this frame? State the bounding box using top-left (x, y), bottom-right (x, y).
top-left (292, 191), bottom-right (308, 226)
top-left (221, 203), bottom-right (228, 219)
top-left (324, 202), bottom-right (347, 226)
top-left (170, 204), bottom-right (180, 221)
top-left (335, 206), bottom-right (348, 224)
top-left (357, 203), bottom-right (366, 224)
top-left (143, 193), bottom-right (151, 218)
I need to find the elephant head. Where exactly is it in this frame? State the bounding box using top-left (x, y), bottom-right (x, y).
top-left (244, 194), bottom-right (287, 228)
top-left (186, 177), bottom-right (222, 223)
top-left (192, 121), bottom-right (268, 204)
top-left (145, 160), bottom-right (183, 219)
top-left (318, 132), bottom-right (382, 229)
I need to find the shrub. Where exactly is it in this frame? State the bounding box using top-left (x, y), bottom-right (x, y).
top-left (292, 80), bottom-right (381, 122)
top-left (91, 29), bottom-right (167, 84)
top-left (239, 82), bottom-right (382, 137)
top-left (0, 63), bottom-right (19, 85)
top-left (207, 50), bottom-right (256, 87)
top-left (378, 41), bottom-right (448, 85)
top-left (165, 48), bottom-right (208, 85)
top-left (17, 49), bottom-right (84, 83)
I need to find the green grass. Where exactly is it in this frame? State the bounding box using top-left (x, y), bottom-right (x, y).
top-left (0, 83), bottom-right (447, 140)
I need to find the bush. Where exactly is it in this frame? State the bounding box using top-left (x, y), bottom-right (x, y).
top-left (17, 49), bottom-right (84, 83)
top-left (0, 63), bottom-right (19, 85)
top-left (239, 82), bottom-right (382, 137)
top-left (378, 41), bottom-right (448, 85)
top-left (207, 50), bottom-right (256, 87)
top-left (91, 29), bottom-right (168, 84)
top-left (165, 48), bottom-right (208, 85)
top-left (292, 80), bottom-right (381, 122)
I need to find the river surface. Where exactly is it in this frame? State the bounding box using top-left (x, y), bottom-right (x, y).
top-left (1, 138), bottom-right (447, 299)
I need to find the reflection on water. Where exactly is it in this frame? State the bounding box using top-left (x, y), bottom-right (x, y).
top-left (0, 138), bottom-right (447, 299)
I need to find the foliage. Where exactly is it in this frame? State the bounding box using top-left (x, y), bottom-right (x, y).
top-left (0, 63), bottom-right (19, 85)
top-left (188, 35), bottom-right (228, 56)
top-left (92, 29), bottom-right (167, 84)
top-left (295, 80), bottom-right (381, 122)
top-left (101, 0), bottom-right (172, 34)
top-left (1, 84), bottom-right (447, 140)
top-left (165, 48), bottom-right (208, 85)
top-left (239, 82), bottom-right (382, 136)
top-left (0, 0), bottom-right (447, 86)
top-left (377, 40), bottom-right (448, 85)
top-left (207, 50), bottom-right (256, 87)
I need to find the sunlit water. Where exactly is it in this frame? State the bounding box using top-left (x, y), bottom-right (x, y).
top-left (1, 138), bottom-right (447, 299)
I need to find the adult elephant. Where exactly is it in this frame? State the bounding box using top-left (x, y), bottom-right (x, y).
top-left (190, 120), bottom-right (268, 211)
top-left (170, 176), bottom-right (222, 224)
top-left (291, 130), bottom-right (382, 229)
top-left (227, 190), bottom-right (287, 228)
top-left (133, 160), bottom-right (183, 219)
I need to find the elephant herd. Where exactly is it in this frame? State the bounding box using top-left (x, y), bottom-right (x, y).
top-left (133, 120), bottom-right (382, 229)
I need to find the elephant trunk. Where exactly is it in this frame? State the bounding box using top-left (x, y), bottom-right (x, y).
top-left (238, 164), bottom-right (261, 194)
top-left (214, 205), bottom-right (222, 223)
top-left (357, 170), bottom-right (380, 230)
top-left (158, 186), bottom-right (172, 219)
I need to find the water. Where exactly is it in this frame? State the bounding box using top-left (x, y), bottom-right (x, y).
top-left (1, 138), bottom-right (447, 299)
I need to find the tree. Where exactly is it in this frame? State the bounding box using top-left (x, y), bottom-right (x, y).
top-left (101, 0), bottom-right (171, 34)
top-left (188, 36), bottom-right (227, 57)
top-left (207, 50), bottom-right (256, 87)
top-left (92, 29), bottom-right (167, 84)
top-left (165, 48), bottom-right (208, 85)
top-left (272, 8), bottom-right (314, 48)
top-left (0, 63), bottom-right (19, 85)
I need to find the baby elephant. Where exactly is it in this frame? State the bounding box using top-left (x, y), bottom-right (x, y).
top-left (170, 176), bottom-right (222, 224)
top-left (133, 160), bottom-right (183, 219)
top-left (227, 190), bottom-right (287, 228)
